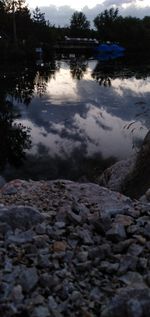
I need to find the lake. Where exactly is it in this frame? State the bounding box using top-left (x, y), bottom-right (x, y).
top-left (1, 54), bottom-right (150, 181)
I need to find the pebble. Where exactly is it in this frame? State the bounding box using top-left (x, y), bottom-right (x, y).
top-left (128, 243), bottom-right (144, 256)
top-left (31, 306), bottom-right (50, 317)
top-left (106, 223), bottom-right (127, 241)
top-left (53, 241), bottom-right (67, 252)
top-left (19, 267), bottom-right (38, 292)
top-left (11, 285), bottom-right (24, 304)
top-left (0, 178), bottom-right (149, 317)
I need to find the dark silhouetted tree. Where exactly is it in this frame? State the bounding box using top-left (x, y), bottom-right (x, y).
top-left (94, 7), bottom-right (119, 41)
top-left (33, 6), bottom-right (46, 25)
top-left (70, 11), bottom-right (90, 37)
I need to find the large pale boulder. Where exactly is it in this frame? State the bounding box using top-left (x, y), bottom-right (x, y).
top-left (98, 156), bottom-right (136, 192)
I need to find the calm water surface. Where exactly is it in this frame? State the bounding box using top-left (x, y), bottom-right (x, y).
top-left (1, 56), bottom-right (150, 180)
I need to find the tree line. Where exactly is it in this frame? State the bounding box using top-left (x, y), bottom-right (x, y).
top-left (70, 8), bottom-right (150, 53)
top-left (0, 1), bottom-right (150, 60)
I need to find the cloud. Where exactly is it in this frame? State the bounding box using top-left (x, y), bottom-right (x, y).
top-left (39, 5), bottom-right (74, 26)
top-left (38, 2), bottom-right (150, 27)
top-left (102, 0), bottom-right (135, 6)
top-left (120, 4), bottom-right (150, 18)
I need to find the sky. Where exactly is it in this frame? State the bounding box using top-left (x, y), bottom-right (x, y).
top-left (27, 0), bottom-right (150, 10)
top-left (28, 0), bottom-right (103, 9)
top-left (26, 0), bottom-right (150, 26)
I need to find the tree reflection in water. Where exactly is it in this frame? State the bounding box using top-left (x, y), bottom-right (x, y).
top-left (12, 69), bottom-right (35, 105)
top-left (92, 61), bottom-right (115, 87)
top-left (1, 59), bottom-right (60, 105)
top-left (92, 55), bottom-right (150, 87)
top-left (0, 101), bottom-right (31, 169)
top-left (34, 60), bottom-right (60, 96)
top-left (69, 58), bottom-right (88, 80)
top-left (0, 59), bottom-right (61, 170)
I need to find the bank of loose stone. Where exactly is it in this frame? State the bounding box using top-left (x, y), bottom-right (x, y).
top-left (0, 179), bottom-right (150, 317)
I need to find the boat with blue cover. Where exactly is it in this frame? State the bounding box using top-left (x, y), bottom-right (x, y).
top-left (95, 43), bottom-right (125, 61)
top-left (96, 43), bottom-right (125, 53)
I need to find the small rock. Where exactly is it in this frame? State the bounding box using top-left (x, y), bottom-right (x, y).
top-left (75, 261), bottom-right (92, 272)
top-left (133, 235), bottom-right (146, 245)
top-left (35, 223), bottom-right (46, 234)
top-left (53, 241), bottom-right (67, 252)
top-left (126, 298), bottom-right (143, 317)
top-left (0, 206), bottom-right (44, 230)
top-left (143, 223), bottom-right (150, 238)
top-left (82, 309), bottom-right (94, 317)
top-left (93, 216), bottom-right (111, 234)
top-left (6, 229), bottom-right (34, 245)
top-left (31, 306), bottom-right (50, 317)
top-left (118, 271), bottom-right (146, 288)
top-left (11, 285), bottom-right (24, 304)
top-left (70, 290), bottom-right (82, 304)
top-left (137, 257), bottom-right (148, 270)
top-left (39, 273), bottom-right (60, 289)
top-left (118, 255), bottom-right (138, 274)
top-left (90, 287), bottom-right (102, 301)
top-left (101, 288), bottom-right (150, 317)
top-left (77, 251), bottom-right (88, 262)
top-left (114, 214), bottom-right (134, 226)
top-left (67, 210), bottom-right (82, 224)
top-left (55, 222), bottom-right (66, 229)
top-left (19, 267), bottom-right (38, 292)
top-left (4, 258), bottom-right (13, 273)
top-left (100, 261), bottom-right (119, 273)
top-left (127, 225), bottom-right (140, 234)
top-left (2, 186), bottom-right (17, 195)
top-left (128, 243), bottom-right (144, 256)
top-left (32, 294), bottom-right (45, 305)
top-left (106, 223), bottom-right (126, 241)
top-left (113, 239), bottom-right (134, 253)
top-left (78, 229), bottom-right (93, 245)
top-left (37, 254), bottom-right (51, 268)
top-left (48, 296), bottom-right (60, 316)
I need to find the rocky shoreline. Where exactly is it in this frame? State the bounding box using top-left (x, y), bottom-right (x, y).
top-left (0, 178), bottom-right (150, 316)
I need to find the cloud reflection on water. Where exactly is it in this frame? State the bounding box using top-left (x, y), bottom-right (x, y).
top-left (12, 58), bottom-right (150, 180)
top-left (15, 102), bottom-right (148, 162)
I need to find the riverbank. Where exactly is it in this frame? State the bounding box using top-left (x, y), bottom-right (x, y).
top-left (0, 178), bottom-right (150, 316)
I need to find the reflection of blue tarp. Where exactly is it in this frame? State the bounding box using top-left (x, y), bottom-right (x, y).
top-left (96, 51), bottom-right (124, 61)
top-left (96, 43), bottom-right (125, 53)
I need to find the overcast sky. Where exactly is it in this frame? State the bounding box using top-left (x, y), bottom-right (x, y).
top-left (27, 0), bottom-right (150, 26)
top-left (27, 0), bottom-right (150, 10)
